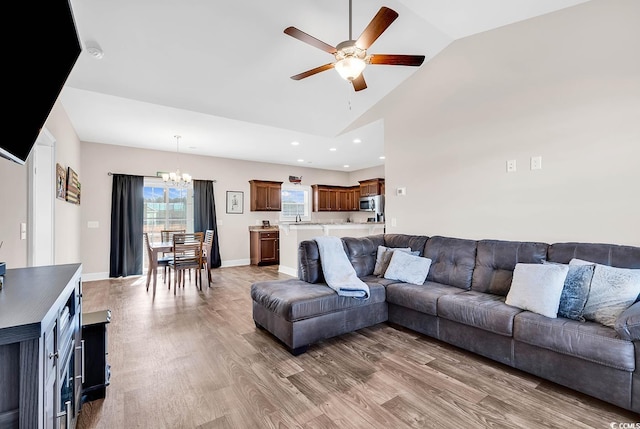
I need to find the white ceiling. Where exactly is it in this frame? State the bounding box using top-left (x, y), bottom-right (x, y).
top-left (61, 0), bottom-right (589, 172)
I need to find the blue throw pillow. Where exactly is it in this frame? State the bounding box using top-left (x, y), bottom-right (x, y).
top-left (557, 264), bottom-right (595, 321)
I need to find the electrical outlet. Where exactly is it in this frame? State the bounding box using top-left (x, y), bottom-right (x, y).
top-left (391, 218), bottom-right (397, 227)
top-left (396, 187), bottom-right (406, 196)
top-left (506, 160), bottom-right (517, 173)
top-left (531, 156), bottom-right (542, 170)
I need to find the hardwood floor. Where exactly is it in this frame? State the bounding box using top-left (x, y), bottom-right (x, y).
top-left (76, 266), bottom-right (638, 428)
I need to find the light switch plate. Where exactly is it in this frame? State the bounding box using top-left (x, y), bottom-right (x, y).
top-left (396, 187), bottom-right (406, 196)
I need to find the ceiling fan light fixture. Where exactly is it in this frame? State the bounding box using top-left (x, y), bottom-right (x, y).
top-left (334, 41), bottom-right (368, 81)
top-left (334, 56), bottom-right (366, 81)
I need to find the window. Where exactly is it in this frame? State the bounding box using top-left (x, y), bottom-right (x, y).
top-left (143, 177), bottom-right (194, 242)
top-left (280, 184), bottom-right (311, 222)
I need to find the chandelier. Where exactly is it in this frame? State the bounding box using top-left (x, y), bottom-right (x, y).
top-left (162, 135), bottom-right (191, 187)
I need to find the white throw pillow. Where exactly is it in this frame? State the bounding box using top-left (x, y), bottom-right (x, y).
top-left (373, 246), bottom-right (411, 276)
top-left (383, 250), bottom-right (432, 285)
top-left (505, 263), bottom-right (569, 318)
top-left (569, 258), bottom-right (640, 328)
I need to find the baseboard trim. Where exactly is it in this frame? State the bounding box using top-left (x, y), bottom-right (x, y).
top-left (278, 265), bottom-right (297, 277)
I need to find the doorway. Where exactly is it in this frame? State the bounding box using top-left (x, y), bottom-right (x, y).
top-left (28, 128), bottom-right (55, 266)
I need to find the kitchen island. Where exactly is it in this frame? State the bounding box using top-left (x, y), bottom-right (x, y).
top-left (277, 222), bottom-right (385, 277)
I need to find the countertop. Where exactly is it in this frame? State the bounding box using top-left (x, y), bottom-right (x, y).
top-left (0, 263), bottom-right (82, 344)
top-left (249, 222), bottom-right (384, 232)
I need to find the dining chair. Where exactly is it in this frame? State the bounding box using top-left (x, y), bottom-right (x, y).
top-left (143, 232), bottom-right (172, 292)
top-left (169, 232), bottom-right (203, 294)
top-left (160, 229), bottom-right (186, 257)
top-left (202, 230), bottom-right (214, 287)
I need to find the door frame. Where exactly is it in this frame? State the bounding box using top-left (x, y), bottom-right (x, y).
top-left (28, 127), bottom-right (56, 266)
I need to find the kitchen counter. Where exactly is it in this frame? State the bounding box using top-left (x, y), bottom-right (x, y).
top-left (277, 222), bottom-right (386, 277)
top-left (248, 226), bottom-right (279, 232)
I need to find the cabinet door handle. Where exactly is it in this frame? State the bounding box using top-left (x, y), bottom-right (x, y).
top-left (76, 339), bottom-right (85, 383)
top-left (48, 351), bottom-right (59, 360)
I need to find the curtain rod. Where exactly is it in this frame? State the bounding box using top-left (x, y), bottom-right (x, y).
top-left (107, 172), bottom-right (216, 183)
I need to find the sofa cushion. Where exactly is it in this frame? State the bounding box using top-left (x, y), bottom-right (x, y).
top-left (383, 234), bottom-right (429, 256)
top-left (505, 263), bottom-right (569, 318)
top-left (251, 278), bottom-right (386, 322)
top-left (386, 281), bottom-right (466, 316)
top-left (298, 239), bottom-right (324, 284)
top-left (569, 259), bottom-right (640, 328)
top-left (383, 251), bottom-right (432, 285)
top-left (548, 242), bottom-right (640, 269)
top-left (471, 239), bottom-right (549, 296)
top-left (438, 291), bottom-right (523, 336)
top-left (423, 236), bottom-right (477, 290)
top-left (615, 302), bottom-right (640, 341)
top-left (342, 235), bottom-right (384, 277)
top-left (556, 264), bottom-right (595, 321)
top-left (373, 245), bottom-right (411, 276)
top-left (514, 312), bottom-right (636, 371)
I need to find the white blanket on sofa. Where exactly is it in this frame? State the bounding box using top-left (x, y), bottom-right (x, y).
top-left (314, 236), bottom-right (370, 299)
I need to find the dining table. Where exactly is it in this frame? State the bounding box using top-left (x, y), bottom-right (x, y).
top-left (147, 241), bottom-right (173, 291)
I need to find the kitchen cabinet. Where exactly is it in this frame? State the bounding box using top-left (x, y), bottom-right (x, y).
top-left (0, 264), bottom-right (83, 429)
top-left (250, 230), bottom-right (279, 265)
top-left (249, 180), bottom-right (283, 211)
top-left (312, 185), bottom-right (359, 212)
top-left (359, 178), bottom-right (385, 197)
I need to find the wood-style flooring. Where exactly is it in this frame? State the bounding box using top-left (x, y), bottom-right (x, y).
top-left (76, 265), bottom-right (639, 428)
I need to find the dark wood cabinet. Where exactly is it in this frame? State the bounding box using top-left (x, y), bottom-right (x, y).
top-left (250, 230), bottom-right (279, 265)
top-left (312, 185), bottom-right (360, 212)
top-left (249, 180), bottom-right (283, 211)
top-left (359, 178), bottom-right (385, 197)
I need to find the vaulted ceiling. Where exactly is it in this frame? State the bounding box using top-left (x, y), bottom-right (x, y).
top-left (62, 0), bottom-right (589, 171)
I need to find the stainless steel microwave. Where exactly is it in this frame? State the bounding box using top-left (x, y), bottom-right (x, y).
top-left (359, 195), bottom-right (384, 213)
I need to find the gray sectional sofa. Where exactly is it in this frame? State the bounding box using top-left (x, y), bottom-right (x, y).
top-left (250, 234), bottom-right (640, 413)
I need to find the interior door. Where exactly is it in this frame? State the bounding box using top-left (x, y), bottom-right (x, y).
top-left (28, 128), bottom-right (55, 266)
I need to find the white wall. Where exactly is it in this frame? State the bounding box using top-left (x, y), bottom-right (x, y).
top-left (355, 0), bottom-right (640, 246)
top-left (80, 142), bottom-right (383, 278)
top-left (0, 157), bottom-right (27, 267)
top-left (0, 100), bottom-right (82, 269)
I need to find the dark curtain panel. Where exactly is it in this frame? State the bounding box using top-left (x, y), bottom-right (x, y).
top-left (193, 180), bottom-right (222, 268)
top-left (109, 174), bottom-right (144, 277)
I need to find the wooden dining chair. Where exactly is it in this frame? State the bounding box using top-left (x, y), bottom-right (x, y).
top-left (143, 232), bottom-right (172, 292)
top-left (169, 232), bottom-right (203, 294)
top-left (160, 229), bottom-right (186, 258)
top-left (202, 230), bottom-right (214, 287)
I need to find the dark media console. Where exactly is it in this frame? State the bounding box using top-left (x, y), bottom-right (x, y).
top-left (81, 310), bottom-right (111, 402)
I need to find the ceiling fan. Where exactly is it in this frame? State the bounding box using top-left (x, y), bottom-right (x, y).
top-left (284, 0), bottom-right (425, 92)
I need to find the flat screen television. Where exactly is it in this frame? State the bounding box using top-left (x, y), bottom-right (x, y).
top-left (1, 0), bottom-right (82, 165)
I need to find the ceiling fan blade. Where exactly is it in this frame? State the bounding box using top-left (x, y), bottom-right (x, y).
top-left (290, 63), bottom-right (335, 80)
top-left (351, 74), bottom-right (367, 92)
top-left (356, 7), bottom-right (399, 50)
top-left (370, 54), bottom-right (425, 66)
top-left (284, 27), bottom-right (337, 54)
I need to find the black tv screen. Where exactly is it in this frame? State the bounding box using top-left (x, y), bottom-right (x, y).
top-left (1, 0), bottom-right (82, 165)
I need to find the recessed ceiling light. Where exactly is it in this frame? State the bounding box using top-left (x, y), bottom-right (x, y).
top-left (291, 141), bottom-right (300, 146)
top-left (297, 159), bottom-right (304, 162)
top-left (353, 138), bottom-right (361, 144)
top-left (343, 164), bottom-right (350, 168)
top-left (329, 148), bottom-right (337, 151)
top-left (379, 156), bottom-right (385, 159)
